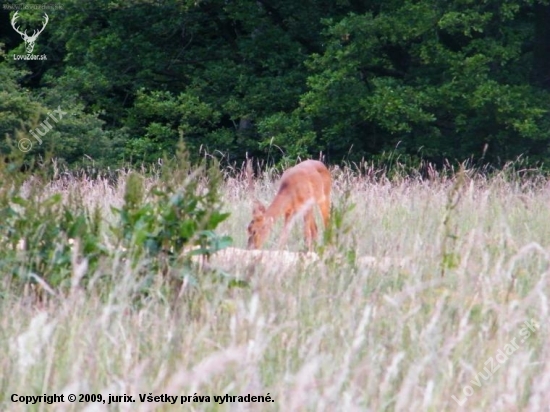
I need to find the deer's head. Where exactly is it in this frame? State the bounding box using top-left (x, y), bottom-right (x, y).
top-left (247, 200), bottom-right (271, 249)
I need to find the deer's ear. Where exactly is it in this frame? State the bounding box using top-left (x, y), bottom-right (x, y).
top-left (252, 199), bottom-right (266, 216)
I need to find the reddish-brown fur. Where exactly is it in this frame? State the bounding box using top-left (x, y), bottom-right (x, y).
top-left (247, 160), bottom-right (331, 250)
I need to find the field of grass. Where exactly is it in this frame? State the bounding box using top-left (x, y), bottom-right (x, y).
top-left (1, 163), bottom-right (549, 411)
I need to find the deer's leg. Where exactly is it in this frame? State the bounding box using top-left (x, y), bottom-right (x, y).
top-left (319, 198), bottom-right (331, 228)
top-left (278, 212), bottom-right (292, 249)
top-left (303, 210), bottom-right (318, 251)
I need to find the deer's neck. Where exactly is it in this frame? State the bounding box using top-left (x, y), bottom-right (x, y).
top-left (265, 190), bottom-right (290, 220)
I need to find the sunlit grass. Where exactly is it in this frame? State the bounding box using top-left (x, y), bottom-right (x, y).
top-left (1, 163), bottom-right (549, 411)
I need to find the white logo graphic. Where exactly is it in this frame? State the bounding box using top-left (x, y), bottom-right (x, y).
top-left (10, 11), bottom-right (49, 54)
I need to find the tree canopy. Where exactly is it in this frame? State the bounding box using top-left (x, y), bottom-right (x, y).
top-left (1, 0), bottom-right (549, 168)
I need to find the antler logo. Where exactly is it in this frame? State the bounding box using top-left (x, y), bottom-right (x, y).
top-left (11, 11), bottom-right (49, 54)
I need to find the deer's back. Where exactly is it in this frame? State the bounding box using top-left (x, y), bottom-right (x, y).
top-left (277, 160), bottom-right (331, 206)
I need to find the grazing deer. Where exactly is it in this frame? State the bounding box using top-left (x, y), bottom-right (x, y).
top-left (247, 160), bottom-right (331, 251)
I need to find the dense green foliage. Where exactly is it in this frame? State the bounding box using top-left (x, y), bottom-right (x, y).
top-left (0, 148), bottom-right (231, 294)
top-left (1, 0), bottom-right (549, 167)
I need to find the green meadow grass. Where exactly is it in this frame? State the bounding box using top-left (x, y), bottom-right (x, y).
top-left (1, 165), bottom-right (549, 411)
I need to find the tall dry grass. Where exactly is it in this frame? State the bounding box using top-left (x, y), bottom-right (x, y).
top-left (1, 163), bottom-right (550, 411)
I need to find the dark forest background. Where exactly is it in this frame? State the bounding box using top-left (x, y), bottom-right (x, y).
top-left (1, 0), bottom-right (550, 169)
